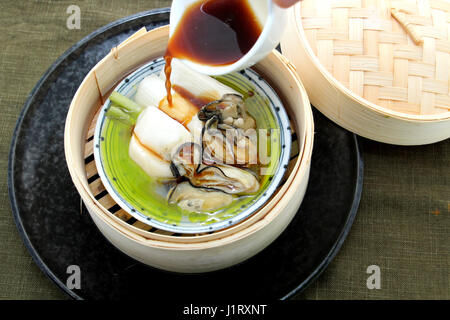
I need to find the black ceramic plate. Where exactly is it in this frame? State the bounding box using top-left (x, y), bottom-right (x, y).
top-left (8, 8), bottom-right (363, 300)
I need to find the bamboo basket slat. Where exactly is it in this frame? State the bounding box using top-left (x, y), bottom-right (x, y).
top-left (65, 25), bottom-right (314, 273)
top-left (281, 0), bottom-right (450, 145)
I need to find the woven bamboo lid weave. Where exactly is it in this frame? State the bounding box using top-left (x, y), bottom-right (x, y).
top-left (281, 0), bottom-right (450, 145)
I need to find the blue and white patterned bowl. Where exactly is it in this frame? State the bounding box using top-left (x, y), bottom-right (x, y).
top-left (94, 58), bottom-right (292, 234)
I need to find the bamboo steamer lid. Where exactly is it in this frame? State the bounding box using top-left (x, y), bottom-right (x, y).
top-left (281, 0), bottom-right (450, 145)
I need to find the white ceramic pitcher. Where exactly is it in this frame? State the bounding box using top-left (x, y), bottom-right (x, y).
top-left (169, 0), bottom-right (291, 75)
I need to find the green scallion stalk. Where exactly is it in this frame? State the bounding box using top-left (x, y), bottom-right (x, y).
top-left (109, 91), bottom-right (142, 113)
top-left (106, 92), bottom-right (143, 126)
top-left (105, 104), bottom-right (134, 125)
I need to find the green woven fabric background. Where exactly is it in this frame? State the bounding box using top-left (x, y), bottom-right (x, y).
top-left (0, 0), bottom-right (448, 300)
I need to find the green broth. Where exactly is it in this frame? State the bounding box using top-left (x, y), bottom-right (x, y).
top-left (100, 73), bottom-right (281, 227)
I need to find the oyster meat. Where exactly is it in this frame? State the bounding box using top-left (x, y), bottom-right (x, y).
top-left (168, 182), bottom-right (233, 213)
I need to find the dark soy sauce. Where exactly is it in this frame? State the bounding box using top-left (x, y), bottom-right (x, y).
top-left (164, 0), bottom-right (263, 106)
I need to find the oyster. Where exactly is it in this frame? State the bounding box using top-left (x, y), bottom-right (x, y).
top-left (191, 165), bottom-right (260, 194)
top-left (202, 116), bottom-right (235, 165)
top-left (171, 143), bottom-right (260, 195)
top-left (198, 94), bottom-right (256, 131)
top-left (168, 182), bottom-right (233, 213)
top-left (198, 94), bottom-right (258, 166)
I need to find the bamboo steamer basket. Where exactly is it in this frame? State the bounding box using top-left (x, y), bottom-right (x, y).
top-left (281, 0), bottom-right (450, 145)
top-left (65, 25), bottom-right (314, 273)
top-left (74, 26), bottom-right (307, 244)
top-left (85, 101), bottom-right (303, 244)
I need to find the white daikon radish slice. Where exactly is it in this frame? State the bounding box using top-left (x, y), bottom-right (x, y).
top-left (129, 135), bottom-right (173, 179)
top-left (159, 94), bottom-right (199, 125)
top-left (160, 59), bottom-right (241, 101)
top-left (134, 106), bottom-right (192, 160)
top-left (134, 73), bottom-right (199, 125)
top-left (187, 114), bottom-right (203, 144)
top-left (134, 74), bottom-right (167, 108)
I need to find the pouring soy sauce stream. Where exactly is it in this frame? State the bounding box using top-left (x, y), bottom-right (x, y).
top-left (164, 0), bottom-right (301, 106)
